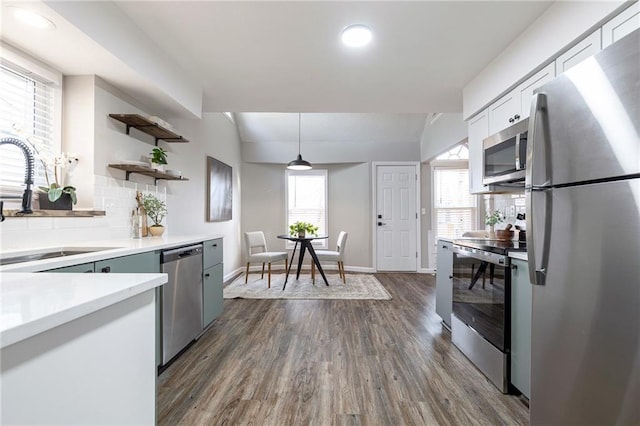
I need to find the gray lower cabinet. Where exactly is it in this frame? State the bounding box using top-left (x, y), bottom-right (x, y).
top-left (510, 258), bottom-right (532, 399)
top-left (202, 238), bottom-right (223, 327)
top-left (95, 251), bottom-right (160, 274)
top-left (48, 262), bottom-right (95, 273)
top-left (435, 240), bottom-right (453, 328)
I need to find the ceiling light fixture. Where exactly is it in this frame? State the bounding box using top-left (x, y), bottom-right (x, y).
top-left (287, 113), bottom-right (312, 171)
top-left (341, 24), bottom-right (373, 47)
top-left (9, 6), bottom-right (56, 30)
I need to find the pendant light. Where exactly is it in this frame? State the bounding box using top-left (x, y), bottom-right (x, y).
top-left (287, 113), bottom-right (312, 170)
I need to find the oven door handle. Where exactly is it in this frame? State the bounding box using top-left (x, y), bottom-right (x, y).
top-left (452, 245), bottom-right (509, 266)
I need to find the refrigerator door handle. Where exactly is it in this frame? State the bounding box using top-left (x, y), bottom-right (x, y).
top-left (526, 92), bottom-right (547, 188)
top-left (526, 188), bottom-right (549, 285)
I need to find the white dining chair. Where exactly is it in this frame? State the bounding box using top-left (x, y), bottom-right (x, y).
top-left (244, 231), bottom-right (288, 288)
top-left (312, 231), bottom-right (348, 284)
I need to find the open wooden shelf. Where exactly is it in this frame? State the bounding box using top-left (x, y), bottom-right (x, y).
top-left (109, 114), bottom-right (189, 144)
top-left (108, 164), bottom-right (189, 184)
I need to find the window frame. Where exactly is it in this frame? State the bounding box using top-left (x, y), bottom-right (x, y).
top-left (431, 158), bottom-right (479, 240)
top-left (0, 44), bottom-right (62, 197)
top-left (285, 168), bottom-right (328, 249)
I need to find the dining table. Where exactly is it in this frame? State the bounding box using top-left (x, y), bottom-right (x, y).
top-left (277, 234), bottom-right (329, 290)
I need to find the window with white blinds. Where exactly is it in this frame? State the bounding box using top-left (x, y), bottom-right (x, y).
top-left (0, 61), bottom-right (57, 195)
top-left (286, 169), bottom-right (328, 248)
top-left (433, 165), bottom-right (477, 239)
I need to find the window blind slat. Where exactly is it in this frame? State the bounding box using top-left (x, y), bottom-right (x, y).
top-left (0, 62), bottom-right (55, 193)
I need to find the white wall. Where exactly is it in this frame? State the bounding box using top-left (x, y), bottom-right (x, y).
top-left (420, 113), bottom-right (467, 162)
top-left (241, 162), bottom-right (373, 270)
top-left (463, 1), bottom-right (626, 119)
top-left (169, 113), bottom-right (243, 277)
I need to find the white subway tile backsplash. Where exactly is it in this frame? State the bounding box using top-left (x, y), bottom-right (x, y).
top-left (26, 217), bottom-right (54, 230)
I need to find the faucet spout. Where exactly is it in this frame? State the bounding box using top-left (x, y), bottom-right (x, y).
top-left (0, 137), bottom-right (35, 214)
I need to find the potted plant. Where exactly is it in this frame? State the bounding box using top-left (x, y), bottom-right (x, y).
top-left (142, 193), bottom-right (167, 237)
top-left (485, 210), bottom-right (504, 237)
top-left (38, 152), bottom-right (79, 210)
top-left (149, 147), bottom-right (168, 171)
top-left (289, 221), bottom-right (318, 238)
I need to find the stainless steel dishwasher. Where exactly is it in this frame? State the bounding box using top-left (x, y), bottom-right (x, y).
top-left (161, 244), bottom-right (203, 365)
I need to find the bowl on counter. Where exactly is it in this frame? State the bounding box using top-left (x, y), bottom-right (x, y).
top-left (495, 230), bottom-right (514, 240)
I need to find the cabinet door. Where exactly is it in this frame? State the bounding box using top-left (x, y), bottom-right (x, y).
top-left (203, 263), bottom-right (224, 327)
top-left (488, 91), bottom-right (518, 135)
top-left (435, 241), bottom-right (453, 328)
top-left (517, 62), bottom-right (555, 121)
top-left (203, 238), bottom-right (223, 269)
top-left (468, 109), bottom-right (490, 194)
top-left (556, 30), bottom-right (601, 75)
top-left (511, 258), bottom-right (532, 399)
top-left (47, 262), bottom-right (95, 273)
top-left (602, 2), bottom-right (640, 48)
top-left (95, 251), bottom-right (160, 273)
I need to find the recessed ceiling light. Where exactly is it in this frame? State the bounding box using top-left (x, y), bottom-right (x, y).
top-left (8, 6), bottom-right (56, 31)
top-left (341, 24), bottom-right (373, 48)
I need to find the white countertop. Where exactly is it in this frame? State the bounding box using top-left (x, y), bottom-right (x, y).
top-left (509, 251), bottom-right (528, 261)
top-left (0, 272), bottom-right (167, 348)
top-left (0, 234), bottom-right (222, 272)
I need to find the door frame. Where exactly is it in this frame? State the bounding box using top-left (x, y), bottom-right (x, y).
top-left (371, 161), bottom-right (421, 272)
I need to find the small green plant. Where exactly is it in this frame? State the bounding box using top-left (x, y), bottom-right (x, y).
top-left (485, 210), bottom-right (505, 226)
top-left (149, 147), bottom-right (168, 165)
top-left (142, 193), bottom-right (167, 226)
top-left (289, 221), bottom-right (318, 236)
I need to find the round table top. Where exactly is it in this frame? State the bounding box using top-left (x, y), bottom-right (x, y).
top-left (277, 234), bottom-right (328, 241)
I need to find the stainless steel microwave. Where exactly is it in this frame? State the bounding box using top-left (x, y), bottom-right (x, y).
top-left (482, 118), bottom-right (528, 185)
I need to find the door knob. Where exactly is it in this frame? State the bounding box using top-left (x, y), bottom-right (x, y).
top-left (509, 117), bottom-right (515, 123)
top-left (514, 114), bottom-right (520, 120)
top-left (378, 222), bottom-right (386, 226)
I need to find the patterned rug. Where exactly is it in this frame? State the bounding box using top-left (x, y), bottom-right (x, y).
top-left (224, 273), bottom-right (392, 300)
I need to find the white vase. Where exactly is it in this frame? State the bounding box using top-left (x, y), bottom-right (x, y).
top-left (488, 225), bottom-right (496, 239)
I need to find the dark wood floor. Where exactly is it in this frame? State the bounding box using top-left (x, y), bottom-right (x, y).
top-left (157, 273), bottom-right (529, 425)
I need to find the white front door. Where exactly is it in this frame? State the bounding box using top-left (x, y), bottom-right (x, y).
top-left (375, 164), bottom-right (418, 271)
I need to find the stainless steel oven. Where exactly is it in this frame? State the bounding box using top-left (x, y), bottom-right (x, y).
top-left (483, 118), bottom-right (528, 185)
top-left (451, 243), bottom-right (511, 392)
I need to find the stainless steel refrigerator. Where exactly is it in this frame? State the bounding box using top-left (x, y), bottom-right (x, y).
top-left (525, 29), bottom-right (640, 425)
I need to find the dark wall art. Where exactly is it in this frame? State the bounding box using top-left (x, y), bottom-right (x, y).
top-left (207, 156), bottom-right (232, 221)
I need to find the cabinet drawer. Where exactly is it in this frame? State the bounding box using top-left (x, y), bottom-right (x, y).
top-left (47, 262), bottom-right (95, 273)
top-left (203, 238), bottom-right (223, 269)
top-left (95, 251), bottom-right (160, 273)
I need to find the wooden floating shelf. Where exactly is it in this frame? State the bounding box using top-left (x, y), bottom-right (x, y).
top-left (108, 164), bottom-right (189, 183)
top-left (108, 114), bottom-right (189, 144)
top-left (6, 209), bottom-right (106, 218)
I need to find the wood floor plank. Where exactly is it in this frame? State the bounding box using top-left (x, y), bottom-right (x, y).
top-left (158, 273), bottom-right (529, 425)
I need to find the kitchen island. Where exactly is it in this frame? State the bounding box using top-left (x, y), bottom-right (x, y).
top-left (1, 272), bottom-right (167, 425)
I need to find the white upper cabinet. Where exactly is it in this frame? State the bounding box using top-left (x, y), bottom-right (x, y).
top-left (488, 62), bottom-right (555, 135)
top-left (488, 92), bottom-right (518, 136)
top-left (556, 29), bottom-right (602, 75)
top-left (468, 109), bottom-right (490, 194)
top-left (602, 2), bottom-right (640, 48)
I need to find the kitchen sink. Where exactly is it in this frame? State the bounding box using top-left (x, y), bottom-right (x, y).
top-left (0, 247), bottom-right (119, 266)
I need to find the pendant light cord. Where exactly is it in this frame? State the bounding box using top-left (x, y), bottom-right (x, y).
top-left (298, 112), bottom-right (301, 155)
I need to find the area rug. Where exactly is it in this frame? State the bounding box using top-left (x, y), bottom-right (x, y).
top-left (224, 273), bottom-right (392, 300)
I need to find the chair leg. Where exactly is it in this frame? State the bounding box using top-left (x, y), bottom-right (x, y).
top-left (268, 262), bottom-right (272, 288)
top-left (311, 261), bottom-right (315, 284)
top-left (261, 263), bottom-right (265, 279)
top-left (245, 262), bottom-right (250, 284)
top-left (285, 258), bottom-right (288, 271)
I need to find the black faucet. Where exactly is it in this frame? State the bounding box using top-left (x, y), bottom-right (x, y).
top-left (0, 137), bottom-right (35, 218)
